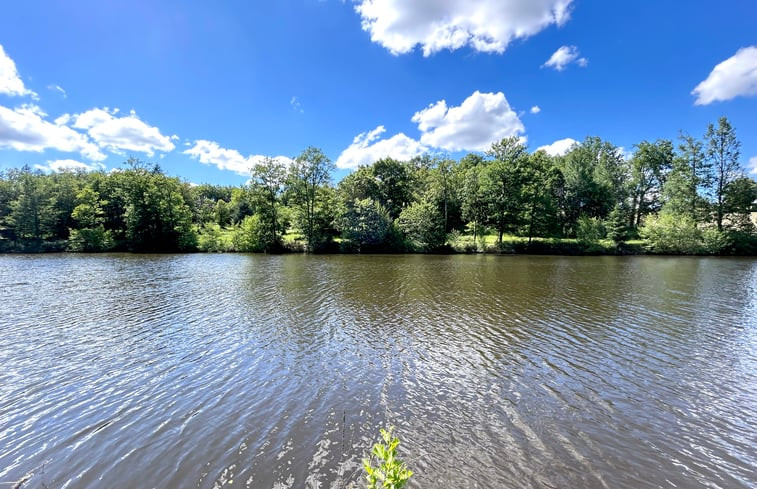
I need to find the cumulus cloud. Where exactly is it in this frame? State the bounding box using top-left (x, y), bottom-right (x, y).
top-left (0, 44), bottom-right (37, 98)
top-left (354, 0), bottom-right (572, 56)
top-left (530, 105), bottom-right (541, 114)
top-left (336, 90), bottom-right (527, 169)
top-left (692, 46), bottom-right (757, 105)
top-left (66, 108), bottom-right (175, 156)
top-left (18, 103), bottom-right (47, 117)
top-left (0, 104), bottom-right (106, 161)
top-left (542, 45), bottom-right (587, 71)
top-left (537, 137), bottom-right (577, 156)
top-left (335, 126), bottom-right (428, 169)
top-left (183, 139), bottom-right (294, 176)
top-left (412, 91), bottom-right (524, 152)
top-left (34, 159), bottom-right (105, 173)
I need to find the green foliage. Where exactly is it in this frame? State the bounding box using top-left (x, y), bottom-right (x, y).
top-left (214, 199), bottom-right (231, 227)
top-left (233, 214), bottom-right (276, 252)
top-left (480, 137), bottom-right (530, 242)
top-left (606, 204), bottom-right (629, 244)
top-left (447, 229), bottom-right (477, 253)
top-left (640, 212), bottom-right (700, 254)
top-left (521, 150), bottom-right (563, 241)
top-left (0, 119), bottom-right (754, 256)
top-left (228, 187), bottom-right (255, 225)
top-left (726, 228), bottom-right (757, 255)
top-left (559, 136), bottom-right (627, 233)
top-left (722, 177), bottom-right (757, 231)
top-left (363, 427), bottom-right (412, 489)
top-left (251, 157), bottom-right (287, 247)
top-left (339, 159), bottom-right (416, 221)
top-left (370, 158), bottom-right (416, 220)
top-left (662, 138), bottom-right (710, 222)
top-left (701, 227), bottom-right (732, 254)
top-left (336, 198), bottom-right (392, 252)
top-left (122, 168), bottom-right (197, 251)
top-left (639, 212), bottom-right (730, 254)
top-left (422, 157), bottom-right (462, 232)
top-left (5, 168), bottom-right (54, 241)
top-left (628, 139), bottom-right (673, 228)
top-left (397, 199), bottom-right (446, 252)
top-left (705, 116), bottom-right (742, 231)
top-left (197, 224), bottom-right (227, 252)
top-left (576, 215), bottom-right (605, 252)
top-left (460, 164), bottom-right (488, 249)
top-left (68, 226), bottom-right (114, 252)
top-left (289, 146), bottom-right (336, 252)
top-left (67, 185), bottom-right (115, 251)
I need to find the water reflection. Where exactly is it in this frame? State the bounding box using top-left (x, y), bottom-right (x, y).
top-left (0, 254), bottom-right (755, 488)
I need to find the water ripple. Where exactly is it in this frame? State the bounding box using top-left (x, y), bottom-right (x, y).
top-left (0, 254), bottom-right (755, 488)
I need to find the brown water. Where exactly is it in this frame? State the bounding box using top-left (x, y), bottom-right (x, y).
top-left (0, 254), bottom-right (755, 488)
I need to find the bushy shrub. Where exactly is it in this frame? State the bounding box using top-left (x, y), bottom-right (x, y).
top-left (700, 227), bottom-right (732, 254)
top-left (576, 215), bottom-right (605, 252)
top-left (68, 226), bottom-right (114, 252)
top-left (397, 200), bottom-right (446, 252)
top-left (640, 212), bottom-right (730, 254)
top-left (197, 225), bottom-right (226, 252)
top-left (727, 228), bottom-right (757, 255)
top-left (336, 198), bottom-right (392, 252)
top-left (232, 215), bottom-right (271, 252)
top-left (640, 212), bottom-right (700, 253)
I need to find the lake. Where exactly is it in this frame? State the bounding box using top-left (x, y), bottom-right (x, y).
top-left (1, 254), bottom-right (755, 488)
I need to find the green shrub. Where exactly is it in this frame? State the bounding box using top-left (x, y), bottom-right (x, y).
top-left (700, 227), bottom-right (731, 254)
top-left (640, 212), bottom-right (701, 254)
top-left (397, 200), bottom-right (446, 252)
top-left (727, 228), bottom-right (757, 255)
top-left (639, 212), bottom-right (731, 254)
top-left (336, 198), bottom-right (392, 252)
top-left (197, 225), bottom-right (226, 252)
top-left (232, 215), bottom-right (277, 252)
top-left (68, 226), bottom-right (115, 252)
top-left (576, 215), bottom-right (605, 252)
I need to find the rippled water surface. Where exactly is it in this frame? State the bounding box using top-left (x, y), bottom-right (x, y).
top-left (1, 254), bottom-right (756, 488)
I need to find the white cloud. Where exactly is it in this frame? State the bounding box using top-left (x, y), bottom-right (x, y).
top-left (47, 84), bottom-right (67, 98)
top-left (411, 90), bottom-right (524, 152)
top-left (542, 45), bottom-right (587, 71)
top-left (290, 96), bottom-right (304, 113)
top-left (354, 0), bottom-right (572, 56)
top-left (67, 108), bottom-right (175, 156)
top-left (183, 139), bottom-right (294, 176)
top-left (692, 46), bottom-right (757, 105)
top-left (537, 137), bottom-right (577, 156)
top-left (617, 146), bottom-right (634, 161)
top-left (34, 159), bottom-right (105, 173)
top-left (0, 44), bottom-right (37, 98)
top-left (0, 104), bottom-right (106, 161)
top-left (530, 105), bottom-right (541, 114)
top-left (335, 126), bottom-right (428, 169)
top-left (749, 156), bottom-right (757, 175)
top-left (19, 103), bottom-right (46, 117)
top-left (337, 90), bottom-right (527, 169)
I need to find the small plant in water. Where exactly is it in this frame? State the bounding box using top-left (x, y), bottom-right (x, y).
top-left (363, 427), bottom-right (413, 489)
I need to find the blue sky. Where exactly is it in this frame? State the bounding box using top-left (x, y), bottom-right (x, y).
top-left (1, 0), bottom-right (756, 185)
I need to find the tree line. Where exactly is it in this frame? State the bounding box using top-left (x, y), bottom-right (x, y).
top-left (1, 117), bottom-right (755, 254)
